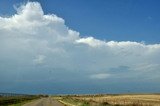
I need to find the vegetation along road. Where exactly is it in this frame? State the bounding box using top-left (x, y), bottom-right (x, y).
top-left (23, 97), bottom-right (64, 106)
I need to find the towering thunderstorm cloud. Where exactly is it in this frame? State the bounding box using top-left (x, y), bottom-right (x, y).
top-left (0, 2), bottom-right (160, 93)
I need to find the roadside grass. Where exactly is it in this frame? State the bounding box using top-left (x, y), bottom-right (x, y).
top-left (9, 98), bottom-right (37, 106)
top-left (60, 97), bottom-right (89, 106)
top-left (0, 96), bottom-right (40, 106)
top-left (9, 100), bottom-right (30, 106)
top-left (60, 96), bottom-right (112, 106)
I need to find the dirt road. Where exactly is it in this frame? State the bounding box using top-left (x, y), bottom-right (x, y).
top-left (23, 97), bottom-right (64, 106)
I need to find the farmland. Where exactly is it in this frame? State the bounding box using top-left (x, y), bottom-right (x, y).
top-left (60, 94), bottom-right (160, 106)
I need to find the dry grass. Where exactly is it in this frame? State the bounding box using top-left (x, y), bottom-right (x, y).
top-left (68, 94), bottom-right (160, 106)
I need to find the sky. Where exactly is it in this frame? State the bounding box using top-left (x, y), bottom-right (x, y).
top-left (0, 0), bottom-right (160, 94)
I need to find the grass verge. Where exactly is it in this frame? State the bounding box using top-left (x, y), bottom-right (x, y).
top-left (0, 96), bottom-right (40, 106)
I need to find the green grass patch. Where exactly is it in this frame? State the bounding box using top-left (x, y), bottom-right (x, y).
top-left (0, 96), bottom-right (40, 106)
top-left (62, 97), bottom-right (89, 106)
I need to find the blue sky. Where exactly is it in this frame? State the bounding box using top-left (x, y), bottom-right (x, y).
top-left (1, 0), bottom-right (160, 43)
top-left (0, 0), bottom-right (160, 94)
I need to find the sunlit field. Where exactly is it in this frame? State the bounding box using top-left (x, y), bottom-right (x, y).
top-left (60, 94), bottom-right (160, 106)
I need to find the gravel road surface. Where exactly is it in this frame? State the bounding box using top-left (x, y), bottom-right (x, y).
top-left (23, 97), bottom-right (64, 106)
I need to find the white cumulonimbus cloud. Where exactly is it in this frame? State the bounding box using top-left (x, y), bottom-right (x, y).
top-left (0, 2), bottom-right (160, 91)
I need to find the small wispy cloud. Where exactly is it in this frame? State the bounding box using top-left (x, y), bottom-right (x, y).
top-left (90, 73), bottom-right (110, 79)
top-left (33, 55), bottom-right (46, 64)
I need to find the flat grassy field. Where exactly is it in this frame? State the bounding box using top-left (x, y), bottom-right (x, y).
top-left (0, 95), bottom-right (40, 106)
top-left (60, 94), bottom-right (160, 106)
